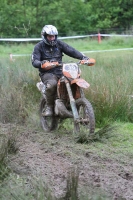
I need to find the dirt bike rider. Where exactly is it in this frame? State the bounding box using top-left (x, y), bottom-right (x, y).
top-left (32, 25), bottom-right (89, 116)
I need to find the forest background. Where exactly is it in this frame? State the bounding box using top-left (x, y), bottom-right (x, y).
top-left (1, 0), bottom-right (133, 38)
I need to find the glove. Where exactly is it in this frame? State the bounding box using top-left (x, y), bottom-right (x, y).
top-left (41, 60), bottom-right (50, 69)
top-left (41, 60), bottom-right (59, 70)
top-left (41, 60), bottom-right (49, 65)
top-left (80, 58), bottom-right (95, 66)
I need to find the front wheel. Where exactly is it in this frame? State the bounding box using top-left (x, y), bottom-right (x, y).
top-left (74, 98), bottom-right (95, 134)
top-left (40, 98), bottom-right (58, 132)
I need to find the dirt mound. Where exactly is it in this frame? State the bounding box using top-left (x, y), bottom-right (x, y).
top-left (1, 123), bottom-right (133, 199)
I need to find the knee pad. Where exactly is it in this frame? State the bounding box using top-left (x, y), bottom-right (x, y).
top-left (46, 83), bottom-right (52, 89)
top-left (46, 81), bottom-right (57, 93)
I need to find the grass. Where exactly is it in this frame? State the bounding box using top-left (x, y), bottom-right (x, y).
top-left (0, 37), bottom-right (133, 126)
top-left (0, 37), bottom-right (133, 199)
top-left (0, 173), bottom-right (55, 200)
top-left (0, 36), bottom-right (133, 57)
top-left (78, 122), bottom-right (133, 164)
top-left (0, 42), bottom-right (34, 56)
top-left (82, 50), bottom-right (133, 126)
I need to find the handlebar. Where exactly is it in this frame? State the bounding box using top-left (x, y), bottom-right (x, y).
top-left (41, 61), bottom-right (62, 70)
top-left (79, 58), bottom-right (96, 66)
top-left (41, 58), bottom-right (95, 70)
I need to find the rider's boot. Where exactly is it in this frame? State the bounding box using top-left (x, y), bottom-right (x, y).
top-left (43, 84), bottom-right (55, 117)
top-left (41, 81), bottom-right (57, 117)
top-left (43, 94), bottom-right (54, 116)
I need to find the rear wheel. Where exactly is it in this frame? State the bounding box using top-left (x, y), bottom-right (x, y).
top-left (74, 98), bottom-right (95, 134)
top-left (40, 98), bottom-right (58, 132)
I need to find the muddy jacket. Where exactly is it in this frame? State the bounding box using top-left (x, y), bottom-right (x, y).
top-left (31, 39), bottom-right (84, 77)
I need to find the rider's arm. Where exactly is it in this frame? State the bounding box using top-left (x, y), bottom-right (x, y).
top-left (31, 43), bottom-right (42, 68)
top-left (57, 40), bottom-right (88, 60)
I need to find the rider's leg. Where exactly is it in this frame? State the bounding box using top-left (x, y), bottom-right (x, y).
top-left (40, 73), bottom-right (58, 116)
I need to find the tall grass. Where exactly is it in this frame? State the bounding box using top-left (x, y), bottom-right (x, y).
top-left (81, 51), bottom-right (133, 126)
top-left (0, 56), bottom-right (40, 124)
top-left (0, 37), bottom-right (133, 126)
top-left (0, 38), bottom-right (133, 199)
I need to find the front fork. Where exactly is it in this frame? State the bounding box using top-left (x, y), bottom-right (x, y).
top-left (65, 78), bottom-right (79, 121)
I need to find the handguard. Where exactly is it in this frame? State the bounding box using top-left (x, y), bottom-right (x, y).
top-left (41, 61), bottom-right (59, 70)
top-left (80, 58), bottom-right (96, 66)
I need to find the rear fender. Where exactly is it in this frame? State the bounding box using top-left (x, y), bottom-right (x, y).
top-left (71, 78), bottom-right (90, 88)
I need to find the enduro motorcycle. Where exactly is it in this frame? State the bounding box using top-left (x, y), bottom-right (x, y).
top-left (36, 58), bottom-right (96, 134)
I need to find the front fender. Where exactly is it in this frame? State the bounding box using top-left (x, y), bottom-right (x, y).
top-left (71, 78), bottom-right (90, 89)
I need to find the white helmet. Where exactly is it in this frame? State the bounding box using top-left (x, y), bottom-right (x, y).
top-left (41, 25), bottom-right (58, 46)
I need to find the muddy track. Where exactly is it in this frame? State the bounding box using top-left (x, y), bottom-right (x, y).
top-left (1, 123), bottom-right (133, 199)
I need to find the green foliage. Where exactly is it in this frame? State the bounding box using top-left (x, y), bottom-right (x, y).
top-left (0, 0), bottom-right (133, 37)
top-left (0, 173), bottom-right (55, 200)
top-left (0, 163), bottom-right (10, 182)
top-left (0, 129), bottom-right (18, 185)
top-left (75, 124), bottom-right (118, 144)
top-left (89, 0), bottom-right (133, 31)
top-left (64, 168), bottom-right (79, 200)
